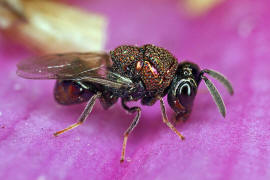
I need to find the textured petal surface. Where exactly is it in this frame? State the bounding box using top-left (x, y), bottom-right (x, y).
top-left (1, 0), bottom-right (270, 179)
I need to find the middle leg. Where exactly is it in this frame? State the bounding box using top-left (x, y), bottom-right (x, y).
top-left (120, 99), bottom-right (141, 163)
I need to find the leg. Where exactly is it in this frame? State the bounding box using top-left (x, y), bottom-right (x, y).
top-left (171, 111), bottom-right (191, 126)
top-left (174, 111), bottom-right (191, 124)
top-left (141, 96), bottom-right (158, 106)
top-left (159, 97), bottom-right (185, 140)
top-left (120, 99), bottom-right (141, 163)
top-left (99, 90), bottom-right (118, 110)
top-left (54, 92), bottom-right (101, 136)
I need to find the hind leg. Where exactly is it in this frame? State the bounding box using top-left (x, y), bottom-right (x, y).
top-left (54, 92), bottom-right (101, 136)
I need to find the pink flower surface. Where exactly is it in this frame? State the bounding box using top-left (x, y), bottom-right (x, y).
top-left (1, 0), bottom-right (270, 179)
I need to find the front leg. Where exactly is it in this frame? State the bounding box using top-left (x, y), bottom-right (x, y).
top-left (175, 111), bottom-right (191, 123)
top-left (159, 97), bottom-right (185, 140)
top-left (120, 99), bottom-right (141, 163)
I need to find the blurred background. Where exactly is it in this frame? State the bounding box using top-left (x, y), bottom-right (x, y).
top-left (1, 0), bottom-right (270, 180)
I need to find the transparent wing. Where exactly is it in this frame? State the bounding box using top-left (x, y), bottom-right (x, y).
top-left (17, 52), bottom-right (110, 79)
top-left (17, 52), bottom-right (135, 89)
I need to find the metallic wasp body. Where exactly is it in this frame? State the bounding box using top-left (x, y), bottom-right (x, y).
top-left (17, 44), bottom-right (233, 162)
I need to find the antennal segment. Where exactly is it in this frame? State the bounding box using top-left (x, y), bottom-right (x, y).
top-left (202, 69), bottom-right (234, 95)
top-left (201, 76), bottom-right (226, 117)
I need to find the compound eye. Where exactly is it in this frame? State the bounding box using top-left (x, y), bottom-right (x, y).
top-left (179, 83), bottom-right (191, 96)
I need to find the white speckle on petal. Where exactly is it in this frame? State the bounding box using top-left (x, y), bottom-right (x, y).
top-left (37, 175), bottom-right (46, 180)
top-left (238, 18), bottom-right (255, 38)
top-left (14, 83), bottom-right (22, 91)
top-left (126, 157), bottom-right (132, 162)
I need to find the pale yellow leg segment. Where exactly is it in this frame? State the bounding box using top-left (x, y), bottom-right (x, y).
top-left (54, 122), bottom-right (82, 136)
top-left (120, 134), bottom-right (128, 163)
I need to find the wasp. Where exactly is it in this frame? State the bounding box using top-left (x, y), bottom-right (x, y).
top-left (17, 44), bottom-right (234, 162)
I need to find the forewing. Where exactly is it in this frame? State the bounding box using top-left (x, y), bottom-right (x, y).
top-left (17, 52), bottom-right (135, 89)
top-left (17, 52), bottom-right (110, 79)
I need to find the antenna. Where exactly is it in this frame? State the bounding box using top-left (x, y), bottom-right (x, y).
top-left (202, 69), bottom-right (234, 95)
top-left (201, 69), bottom-right (234, 117)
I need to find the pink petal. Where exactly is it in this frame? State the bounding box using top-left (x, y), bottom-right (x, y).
top-left (1, 0), bottom-right (270, 179)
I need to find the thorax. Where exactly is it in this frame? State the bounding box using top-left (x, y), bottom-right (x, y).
top-left (110, 44), bottom-right (178, 96)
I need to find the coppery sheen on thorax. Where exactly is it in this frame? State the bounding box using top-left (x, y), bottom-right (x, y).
top-left (110, 44), bottom-right (178, 95)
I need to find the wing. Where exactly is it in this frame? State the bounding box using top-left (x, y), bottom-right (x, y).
top-left (17, 52), bottom-right (135, 89)
top-left (17, 52), bottom-right (110, 79)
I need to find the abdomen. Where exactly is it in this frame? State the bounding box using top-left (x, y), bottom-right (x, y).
top-left (54, 80), bottom-right (94, 105)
